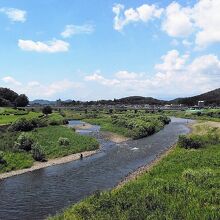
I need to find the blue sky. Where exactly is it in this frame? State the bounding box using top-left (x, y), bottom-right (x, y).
top-left (0, 0), bottom-right (219, 100)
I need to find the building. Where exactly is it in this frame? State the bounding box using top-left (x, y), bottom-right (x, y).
top-left (198, 101), bottom-right (205, 107)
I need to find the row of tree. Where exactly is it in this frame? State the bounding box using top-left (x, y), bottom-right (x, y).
top-left (0, 88), bottom-right (29, 107)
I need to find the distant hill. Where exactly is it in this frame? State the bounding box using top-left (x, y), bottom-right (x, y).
top-left (115, 96), bottom-right (167, 105)
top-left (30, 100), bottom-right (56, 106)
top-left (170, 88), bottom-right (220, 106)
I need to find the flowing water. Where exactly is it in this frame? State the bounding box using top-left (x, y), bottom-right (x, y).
top-left (0, 117), bottom-right (191, 220)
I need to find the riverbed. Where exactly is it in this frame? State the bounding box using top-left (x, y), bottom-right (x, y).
top-left (0, 117), bottom-right (191, 220)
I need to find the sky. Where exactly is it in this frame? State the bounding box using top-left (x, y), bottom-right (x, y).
top-left (0, 0), bottom-right (220, 101)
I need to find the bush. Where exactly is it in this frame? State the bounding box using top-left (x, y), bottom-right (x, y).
top-left (9, 118), bottom-right (34, 132)
top-left (14, 133), bottom-right (34, 151)
top-left (178, 135), bottom-right (204, 149)
top-left (31, 143), bottom-right (46, 162)
top-left (42, 106), bottom-right (52, 115)
top-left (58, 137), bottom-right (70, 146)
top-left (0, 151), bottom-right (6, 164)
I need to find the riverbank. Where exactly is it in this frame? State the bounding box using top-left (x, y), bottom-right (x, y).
top-left (116, 144), bottom-right (176, 188)
top-left (50, 120), bottom-right (220, 220)
top-left (100, 131), bottom-right (130, 143)
top-left (117, 120), bottom-right (195, 188)
top-left (0, 149), bottom-right (97, 180)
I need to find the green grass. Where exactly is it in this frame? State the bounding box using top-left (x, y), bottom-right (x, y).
top-left (29, 126), bottom-right (99, 159)
top-left (0, 152), bottom-right (33, 173)
top-left (0, 111), bottom-right (99, 173)
top-left (0, 111), bottom-right (42, 125)
top-left (49, 123), bottom-right (220, 220)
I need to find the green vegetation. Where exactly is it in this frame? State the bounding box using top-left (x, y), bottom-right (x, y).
top-left (166, 108), bottom-right (220, 122)
top-left (29, 126), bottom-right (99, 159)
top-left (84, 111), bottom-right (170, 139)
top-left (0, 108), bottom-right (99, 174)
top-left (0, 109), bottom-right (41, 125)
top-left (49, 123), bottom-right (220, 220)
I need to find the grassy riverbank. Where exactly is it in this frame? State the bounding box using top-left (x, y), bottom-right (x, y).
top-left (49, 121), bottom-right (220, 220)
top-left (0, 108), bottom-right (99, 174)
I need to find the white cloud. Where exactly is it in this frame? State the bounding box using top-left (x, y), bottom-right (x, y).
top-left (193, 0), bottom-right (220, 48)
top-left (113, 1), bottom-right (220, 48)
top-left (113, 3), bottom-right (163, 31)
top-left (1, 77), bottom-right (82, 98)
top-left (84, 50), bottom-right (220, 97)
top-left (2, 76), bottom-right (22, 85)
top-left (162, 0), bottom-right (220, 48)
top-left (162, 2), bottom-right (193, 37)
top-left (61, 24), bottom-right (94, 38)
top-left (0, 7), bottom-right (26, 22)
top-left (18, 39), bottom-right (69, 53)
top-left (85, 72), bottom-right (120, 86)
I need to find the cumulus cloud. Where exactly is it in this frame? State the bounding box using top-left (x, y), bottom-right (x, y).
top-left (0, 7), bottom-right (26, 22)
top-left (85, 50), bottom-right (220, 97)
top-left (18, 39), bottom-right (69, 53)
top-left (1, 77), bottom-right (82, 98)
top-left (113, 3), bottom-right (163, 31)
top-left (2, 76), bottom-right (22, 86)
top-left (61, 24), bottom-right (94, 38)
top-left (114, 1), bottom-right (220, 48)
top-left (193, 0), bottom-right (220, 48)
top-left (85, 72), bottom-right (120, 86)
top-left (162, 2), bottom-right (193, 37)
top-left (162, 0), bottom-right (220, 48)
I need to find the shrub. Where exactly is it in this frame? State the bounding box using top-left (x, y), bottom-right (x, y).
top-left (31, 143), bottom-right (46, 162)
top-left (63, 119), bottom-right (69, 125)
top-left (8, 118), bottom-right (34, 132)
top-left (42, 106), bottom-right (52, 115)
top-left (0, 151), bottom-right (7, 165)
top-left (178, 135), bottom-right (204, 149)
top-left (58, 137), bottom-right (70, 146)
top-left (14, 133), bottom-right (34, 151)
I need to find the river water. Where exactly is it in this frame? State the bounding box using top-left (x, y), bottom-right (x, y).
top-left (0, 118), bottom-right (191, 220)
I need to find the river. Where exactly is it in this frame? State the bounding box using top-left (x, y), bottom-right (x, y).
top-left (0, 117), bottom-right (191, 220)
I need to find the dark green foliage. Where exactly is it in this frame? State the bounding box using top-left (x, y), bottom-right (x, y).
top-left (178, 135), bottom-right (204, 149)
top-left (0, 151), bottom-right (6, 165)
top-left (42, 106), bottom-right (53, 115)
top-left (14, 133), bottom-right (34, 151)
top-left (111, 113), bottom-right (170, 139)
top-left (109, 109), bottom-right (113, 114)
top-left (58, 137), bottom-right (70, 146)
top-left (31, 143), bottom-right (46, 161)
top-left (0, 87), bottom-right (29, 107)
top-left (0, 87), bottom-right (18, 103)
top-left (15, 94), bottom-right (29, 107)
top-left (8, 118), bottom-right (34, 132)
top-left (178, 129), bottom-right (220, 149)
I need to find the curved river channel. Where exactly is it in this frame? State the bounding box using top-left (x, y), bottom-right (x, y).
top-left (0, 118), bottom-right (192, 220)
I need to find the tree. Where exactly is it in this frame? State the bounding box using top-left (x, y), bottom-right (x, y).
top-left (0, 87), bottom-right (18, 103)
top-left (15, 94), bottom-right (29, 107)
top-left (42, 106), bottom-right (52, 115)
